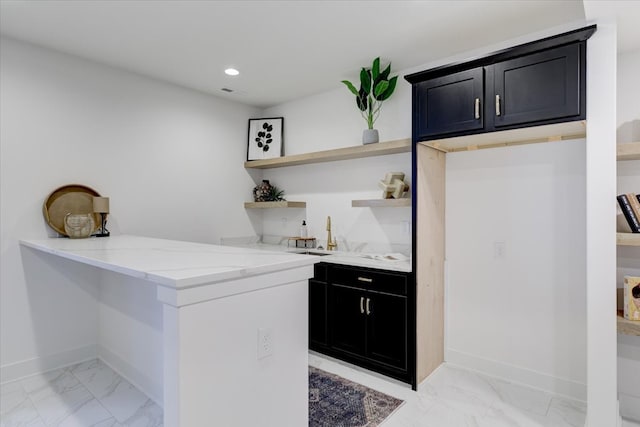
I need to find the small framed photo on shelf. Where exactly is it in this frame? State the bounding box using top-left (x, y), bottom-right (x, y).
top-left (247, 117), bottom-right (284, 161)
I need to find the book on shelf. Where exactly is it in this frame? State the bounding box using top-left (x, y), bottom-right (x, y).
top-left (617, 193), bottom-right (640, 233)
top-left (628, 193), bottom-right (640, 229)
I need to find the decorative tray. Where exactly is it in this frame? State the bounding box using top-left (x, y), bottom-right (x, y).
top-left (43, 184), bottom-right (101, 236)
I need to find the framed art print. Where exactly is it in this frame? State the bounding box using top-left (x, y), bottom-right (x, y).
top-left (247, 117), bottom-right (284, 161)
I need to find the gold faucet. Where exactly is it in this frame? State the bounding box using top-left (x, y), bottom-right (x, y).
top-left (326, 216), bottom-right (337, 251)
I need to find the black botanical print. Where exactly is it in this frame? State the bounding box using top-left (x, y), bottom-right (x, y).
top-left (255, 122), bottom-right (274, 152)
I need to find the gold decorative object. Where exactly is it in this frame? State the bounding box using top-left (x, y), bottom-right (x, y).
top-left (378, 172), bottom-right (409, 199)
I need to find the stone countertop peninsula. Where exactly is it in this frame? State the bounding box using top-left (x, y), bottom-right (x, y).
top-left (221, 237), bottom-right (412, 273)
top-left (19, 234), bottom-right (316, 426)
top-left (20, 234), bottom-right (319, 289)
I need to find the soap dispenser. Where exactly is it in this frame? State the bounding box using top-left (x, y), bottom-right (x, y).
top-left (300, 220), bottom-right (308, 238)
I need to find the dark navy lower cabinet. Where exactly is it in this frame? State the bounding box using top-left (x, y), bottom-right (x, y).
top-left (308, 262), bottom-right (415, 388)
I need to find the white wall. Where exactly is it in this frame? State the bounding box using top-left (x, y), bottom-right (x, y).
top-left (616, 49), bottom-right (640, 422)
top-left (445, 139), bottom-right (587, 399)
top-left (0, 37), bottom-right (260, 380)
top-left (260, 82), bottom-right (413, 253)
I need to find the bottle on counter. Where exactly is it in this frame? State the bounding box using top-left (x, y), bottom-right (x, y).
top-left (300, 220), bottom-right (308, 238)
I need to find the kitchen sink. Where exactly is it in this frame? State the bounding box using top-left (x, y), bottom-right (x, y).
top-left (294, 251), bottom-right (331, 256)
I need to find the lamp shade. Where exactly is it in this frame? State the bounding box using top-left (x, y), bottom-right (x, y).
top-left (93, 196), bottom-right (110, 213)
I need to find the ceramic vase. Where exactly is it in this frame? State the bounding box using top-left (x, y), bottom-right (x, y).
top-left (253, 180), bottom-right (273, 202)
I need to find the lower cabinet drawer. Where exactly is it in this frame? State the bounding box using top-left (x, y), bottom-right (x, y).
top-left (328, 265), bottom-right (408, 296)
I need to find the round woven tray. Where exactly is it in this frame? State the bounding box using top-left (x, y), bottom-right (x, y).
top-left (43, 184), bottom-right (102, 236)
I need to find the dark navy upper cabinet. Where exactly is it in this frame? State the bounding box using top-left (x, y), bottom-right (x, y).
top-left (405, 25), bottom-right (596, 142)
top-left (492, 43), bottom-right (582, 128)
top-left (415, 68), bottom-right (484, 139)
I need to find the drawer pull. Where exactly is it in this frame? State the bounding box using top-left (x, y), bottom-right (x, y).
top-left (495, 94), bottom-right (501, 116)
top-left (357, 276), bottom-right (373, 283)
top-left (474, 98), bottom-right (480, 119)
top-left (360, 296), bottom-right (365, 314)
top-left (366, 298), bottom-right (371, 315)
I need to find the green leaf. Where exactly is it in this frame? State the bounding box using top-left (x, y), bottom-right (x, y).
top-left (372, 57), bottom-right (380, 81)
top-left (377, 76), bottom-right (398, 101)
top-left (379, 63), bottom-right (391, 81)
top-left (356, 88), bottom-right (368, 111)
top-left (373, 80), bottom-right (389, 98)
top-left (341, 80), bottom-right (359, 96)
top-left (360, 68), bottom-right (371, 94)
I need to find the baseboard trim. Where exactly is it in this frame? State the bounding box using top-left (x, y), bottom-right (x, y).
top-left (0, 344), bottom-right (97, 384)
top-left (446, 348), bottom-right (587, 401)
top-left (97, 345), bottom-right (163, 407)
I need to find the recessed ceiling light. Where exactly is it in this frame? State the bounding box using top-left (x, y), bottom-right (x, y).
top-left (225, 68), bottom-right (239, 76)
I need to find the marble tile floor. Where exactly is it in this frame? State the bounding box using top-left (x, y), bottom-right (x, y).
top-left (0, 359), bottom-right (162, 427)
top-left (3, 353), bottom-right (632, 427)
top-left (309, 352), bottom-right (588, 427)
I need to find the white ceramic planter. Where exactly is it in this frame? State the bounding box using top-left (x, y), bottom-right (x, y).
top-left (363, 129), bottom-right (379, 145)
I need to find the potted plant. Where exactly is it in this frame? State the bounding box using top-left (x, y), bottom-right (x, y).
top-left (342, 57), bottom-right (398, 144)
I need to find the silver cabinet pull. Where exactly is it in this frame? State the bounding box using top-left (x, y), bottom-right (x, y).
top-left (495, 95), bottom-right (501, 116)
top-left (474, 98), bottom-right (480, 119)
top-left (357, 276), bottom-right (373, 283)
top-left (366, 298), bottom-right (371, 315)
top-left (360, 296), bottom-right (365, 314)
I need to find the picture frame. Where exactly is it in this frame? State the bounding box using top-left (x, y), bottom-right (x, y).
top-left (247, 117), bottom-right (284, 161)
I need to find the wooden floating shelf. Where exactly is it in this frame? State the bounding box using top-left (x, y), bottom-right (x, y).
top-left (419, 120), bottom-right (586, 153)
top-left (617, 311), bottom-right (640, 336)
top-left (617, 233), bottom-right (640, 246)
top-left (244, 201), bottom-right (306, 209)
top-left (244, 138), bottom-right (411, 169)
top-left (617, 142), bottom-right (640, 161)
top-left (352, 198), bottom-right (412, 208)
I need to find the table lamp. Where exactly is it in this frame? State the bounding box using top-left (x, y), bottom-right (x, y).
top-left (93, 196), bottom-right (110, 237)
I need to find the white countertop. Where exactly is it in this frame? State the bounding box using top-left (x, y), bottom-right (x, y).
top-left (223, 242), bottom-right (412, 273)
top-left (20, 235), bottom-right (319, 289)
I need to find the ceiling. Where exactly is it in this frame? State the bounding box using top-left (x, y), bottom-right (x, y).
top-left (1, 1), bottom-right (638, 108)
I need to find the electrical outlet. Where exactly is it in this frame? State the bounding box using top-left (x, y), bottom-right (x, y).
top-left (257, 327), bottom-right (273, 359)
top-left (402, 220), bottom-right (411, 235)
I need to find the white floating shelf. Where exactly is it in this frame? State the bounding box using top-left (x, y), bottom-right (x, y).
top-left (244, 138), bottom-right (411, 169)
top-left (617, 142), bottom-right (640, 161)
top-left (352, 198), bottom-right (411, 208)
top-left (419, 120), bottom-right (586, 153)
top-left (617, 233), bottom-right (640, 246)
top-left (244, 201), bottom-right (306, 209)
top-left (618, 311), bottom-right (640, 336)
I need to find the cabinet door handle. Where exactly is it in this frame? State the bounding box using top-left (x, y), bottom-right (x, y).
top-left (366, 298), bottom-right (371, 315)
top-left (357, 276), bottom-right (373, 283)
top-left (360, 296), bottom-right (365, 314)
top-left (495, 95), bottom-right (501, 116)
top-left (474, 98), bottom-right (480, 119)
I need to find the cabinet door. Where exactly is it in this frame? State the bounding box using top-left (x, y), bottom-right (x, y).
top-left (330, 285), bottom-right (366, 357)
top-left (309, 279), bottom-right (328, 349)
top-left (492, 43), bottom-right (581, 128)
top-left (366, 292), bottom-right (407, 370)
top-left (415, 68), bottom-right (484, 139)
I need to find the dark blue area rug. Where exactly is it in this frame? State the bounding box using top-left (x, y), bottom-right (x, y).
top-left (309, 366), bottom-right (404, 427)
